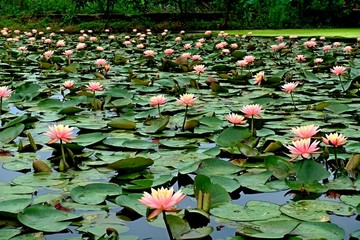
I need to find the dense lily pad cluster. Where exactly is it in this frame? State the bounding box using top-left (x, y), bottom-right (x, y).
top-left (0, 26), bottom-right (359, 239)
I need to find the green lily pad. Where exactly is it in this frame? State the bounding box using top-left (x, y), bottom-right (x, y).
top-left (236, 215), bottom-right (300, 239)
top-left (18, 205), bottom-right (80, 232)
top-left (143, 116), bottom-right (170, 133)
top-left (290, 222), bottom-right (344, 240)
top-left (0, 123), bottom-right (25, 143)
top-left (196, 158), bottom-right (241, 176)
top-left (115, 193), bottom-right (147, 216)
top-left (216, 127), bottom-right (252, 147)
top-left (107, 118), bottom-right (137, 130)
top-left (0, 226), bottom-right (21, 240)
top-left (72, 132), bottom-right (107, 147)
top-left (0, 198), bottom-right (32, 215)
top-left (280, 200), bottom-right (355, 222)
top-left (70, 183), bottom-right (122, 205)
top-left (108, 157), bottom-right (154, 173)
top-left (210, 201), bottom-right (281, 222)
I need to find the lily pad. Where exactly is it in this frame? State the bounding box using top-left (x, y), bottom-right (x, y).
top-left (18, 205), bottom-right (80, 232)
top-left (70, 183), bottom-right (122, 205)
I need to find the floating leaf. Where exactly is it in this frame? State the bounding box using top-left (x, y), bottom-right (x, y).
top-left (70, 183), bottom-right (122, 205)
top-left (290, 222), bottom-right (344, 240)
top-left (216, 127), bottom-right (252, 147)
top-left (0, 124), bottom-right (25, 143)
top-left (18, 205), bottom-right (80, 232)
top-left (108, 157), bottom-right (154, 173)
top-left (280, 200), bottom-right (355, 222)
top-left (210, 201), bottom-right (281, 222)
top-left (107, 119), bottom-right (137, 130)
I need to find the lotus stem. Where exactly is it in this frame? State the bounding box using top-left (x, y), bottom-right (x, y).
top-left (333, 147), bottom-right (340, 170)
top-left (59, 140), bottom-right (69, 172)
top-left (162, 211), bottom-right (174, 240)
top-left (196, 74), bottom-right (200, 90)
top-left (338, 75), bottom-right (345, 92)
top-left (181, 105), bottom-right (188, 131)
top-left (251, 116), bottom-right (255, 136)
top-left (157, 104), bottom-right (162, 117)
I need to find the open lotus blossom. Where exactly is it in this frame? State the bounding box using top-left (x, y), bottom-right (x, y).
top-left (181, 53), bottom-right (191, 59)
top-left (43, 50), bottom-right (54, 59)
top-left (139, 187), bottom-right (186, 219)
top-left (331, 66), bottom-right (346, 75)
top-left (164, 48), bottom-right (174, 56)
top-left (150, 95), bottom-right (167, 106)
top-left (86, 82), bottom-right (103, 92)
top-left (205, 30), bottom-right (212, 35)
top-left (243, 55), bottom-right (255, 63)
top-left (230, 43), bottom-right (238, 49)
top-left (144, 50), bottom-right (155, 57)
top-left (276, 36), bottom-right (284, 42)
top-left (278, 42), bottom-right (287, 49)
top-left (323, 45), bottom-right (332, 51)
top-left (45, 124), bottom-right (75, 144)
top-left (18, 46), bottom-right (27, 51)
top-left (282, 82), bottom-right (299, 94)
top-left (76, 43), bottom-right (86, 50)
top-left (314, 58), bottom-right (323, 64)
top-left (64, 50), bottom-right (73, 57)
top-left (343, 46), bottom-right (352, 53)
top-left (254, 71), bottom-right (265, 85)
top-left (95, 59), bottom-right (107, 67)
top-left (63, 80), bottom-right (75, 89)
top-left (193, 65), bottom-right (207, 74)
top-left (56, 40), bottom-right (65, 47)
top-left (291, 124), bottom-right (319, 139)
top-left (177, 93), bottom-right (197, 106)
top-left (303, 40), bottom-right (316, 48)
top-left (333, 42), bottom-right (341, 47)
top-left (320, 36), bottom-right (326, 41)
top-left (241, 104), bottom-right (263, 118)
top-left (184, 43), bottom-right (191, 49)
top-left (323, 132), bottom-right (347, 147)
top-left (236, 60), bottom-right (248, 67)
top-left (295, 55), bottom-right (306, 62)
top-left (226, 113), bottom-right (247, 125)
top-left (191, 55), bottom-right (202, 61)
top-left (0, 86), bottom-right (12, 98)
top-left (96, 46), bottom-right (104, 51)
top-left (287, 138), bottom-right (321, 160)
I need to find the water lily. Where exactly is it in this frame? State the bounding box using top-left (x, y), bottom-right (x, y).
top-left (45, 124), bottom-right (76, 171)
top-left (177, 93), bottom-right (197, 131)
top-left (150, 94), bottom-right (167, 117)
top-left (241, 104), bottom-right (263, 136)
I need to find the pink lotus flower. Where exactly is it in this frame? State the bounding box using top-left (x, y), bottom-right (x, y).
top-left (287, 138), bottom-right (321, 160)
top-left (320, 36), bottom-right (326, 41)
top-left (193, 65), bottom-right (207, 74)
top-left (45, 124), bottom-right (75, 144)
top-left (303, 41), bottom-right (316, 48)
top-left (323, 45), bottom-right (332, 51)
top-left (76, 43), bottom-right (86, 50)
top-left (144, 50), bottom-right (155, 57)
top-left (204, 30), bottom-right (212, 35)
top-left (191, 55), bottom-right (202, 61)
top-left (89, 37), bottom-right (97, 42)
top-left (215, 43), bottom-right (225, 49)
top-left (276, 36), bottom-right (284, 42)
top-left (282, 82), bottom-right (298, 94)
top-left (136, 44), bottom-right (144, 49)
top-left (150, 95), bottom-right (167, 106)
top-left (104, 65), bottom-right (110, 72)
top-left (343, 46), bottom-right (352, 53)
top-left (333, 42), bottom-right (341, 47)
top-left (236, 60), bottom-right (248, 67)
top-left (291, 124), bottom-right (319, 138)
top-left (108, 35), bottom-right (115, 40)
top-left (195, 42), bottom-right (203, 48)
top-left (96, 46), bottom-right (104, 51)
top-left (331, 66), bottom-right (346, 76)
top-left (221, 49), bottom-right (230, 55)
top-left (164, 49), bottom-right (174, 56)
top-left (44, 38), bottom-right (52, 44)
top-left (230, 43), bottom-right (238, 49)
top-left (295, 55), bottom-right (306, 62)
top-left (314, 58), bottom-right (323, 64)
top-left (278, 42), bottom-right (287, 49)
top-left (289, 35), bottom-right (298, 39)
top-left (64, 50), bottom-right (73, 57)
top-left (177, 93), bottom-right (197, 106)
top-left (184, 43), bottom-right (191, 50)
top-left (323, 132), bottom-right (347, 147)
top-left (123, 41), bottom-right (132, 46)
top-left (86, 82), bottom-right (103, 92)
top-left (43, 50), bottom-right (54, 59)
top-left (56, 40), bottom-right (65, 47)
top-left (244, 55), bottom-right (255, 63)
top-left (270, 45), bottom-right (279, 51)
top-left (0, 86), bottom-right (12, 98)
top-left (254, 71), bottom-right (265, 85)
top-left (78, 36), bottom-right (86, 42)
top-left (95, 59), bottom-right (107, 67)
top-left (226, 113), bottom-right (247, 125)
top-left (241, 104), bottom-right (263, 118)
top-left (18, 46), bottom-right (27, 51)
top-left (139, 187), bottom-right (186, 219)
top-left (175, 37), bottom-right (182, 42)
top-left (198, 38), bottom-right (206, 43)
top-left (181, 53), bottom-right (191, 59)
top-left (63, 80), bottom-right (75, 89)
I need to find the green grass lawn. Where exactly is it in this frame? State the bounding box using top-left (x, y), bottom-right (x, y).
top-left (219, 28), bottom-right (360, 38)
